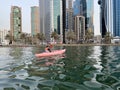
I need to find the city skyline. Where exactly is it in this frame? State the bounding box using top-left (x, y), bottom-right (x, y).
top-left (0, 0), bottom-right (100, 35)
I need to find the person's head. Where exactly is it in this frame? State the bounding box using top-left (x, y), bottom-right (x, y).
top-left (46, 45), bottom-right (49, 48)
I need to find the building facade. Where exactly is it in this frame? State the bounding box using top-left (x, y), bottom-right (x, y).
top-left (73, 0), bottom-right (87, 30)
top-left (86, 0), bottom-right (94, 33)
top-left (98, 0), bottom-right (113, 37)
top-left (31, 6), bottom-right (40, 37)
top-left (0, 29), bottom-right (9, 44)
top-left (10, 6), bottom-right (22, 41)
top-left (53, 0), bottom-right (63, 42)
top-left (75, 15), bottom-right (85, 41)
top-left (113, 0), bottom-right (120, 36)
top-left (39, 0), bottom-right (53, 42)
top-left (62, 0), bottom-right (66, 43)
top-left (66, 0), bottom-right (74, 31)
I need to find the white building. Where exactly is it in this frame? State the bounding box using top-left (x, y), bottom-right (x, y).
top-left (74, 15), bottom-right (85, 41)
top-left (0, 29), bottom-right (9, 45)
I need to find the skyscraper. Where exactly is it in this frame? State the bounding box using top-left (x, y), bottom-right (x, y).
top-left (113, 0), bottom-right (120, 36)
top-left (86, 0), bottom-right (94, 33)
top-left (39, 0), bottom-right (53, 42)
top-left (75, 15), bottom-right (85, 41)
top-left (98, 0), bottom-right (113, 37)
top-left (73, 0), bottom-right (87, 30)
top-left (31, 6), bottom-right (40, 37)
top-left (10, 6), bottom-right (22, 41)
top-left (66, 0), bottom-right (74, 31)
top-left (53, 0), bottom-right (63, 42)
top-left (62, 0), bottom-right (66, 43)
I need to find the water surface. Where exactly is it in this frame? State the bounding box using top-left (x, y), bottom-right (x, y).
top-left (0, 46), bottom-right (120, 90)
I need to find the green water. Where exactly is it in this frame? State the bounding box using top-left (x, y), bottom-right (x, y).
top-left (0, 46), bottom-right (120, 90)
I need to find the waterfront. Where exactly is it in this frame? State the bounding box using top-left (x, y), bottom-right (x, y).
top-left (0, 46), bottom-right (120, 90)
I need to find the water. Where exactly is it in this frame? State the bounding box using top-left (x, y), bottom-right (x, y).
top-left (0, 46), bottom-right (120, 90)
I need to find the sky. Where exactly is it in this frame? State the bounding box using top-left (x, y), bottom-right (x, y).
top-left (0, 0), bottom-right (38, 33)
top-left (0, 0), bottom-right (100, 35)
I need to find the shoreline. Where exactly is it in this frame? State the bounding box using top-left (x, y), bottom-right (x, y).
top-left (1, 43), bottom-right (120, 47)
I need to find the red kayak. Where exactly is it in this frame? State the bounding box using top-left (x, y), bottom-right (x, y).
top-left (35, 49), bottom-right (66, 58)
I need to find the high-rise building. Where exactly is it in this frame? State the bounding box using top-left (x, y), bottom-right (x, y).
top-left (53, 0), bottom-right (63, 42)
top-left (86, 0), bottom-right (94, 33)
top-left (31, 6), bottom-right (40, 37)
top-left (10, 6), bottom-right (22, 40)
top-left (98, 0), bottom-right (113, 37)
top-left (75, 15), bottom-right (85, 41)
top-left (113, 0), bottom-right (120, 36)
top-left (73, 0), bottom-right (80, 16)
top-left (62, 0), bottom-right (66, 43)
top-left (39, 0), bottom-right (53, 42)
top-left (66, 0), bottom-right (74, 31)
top-left (73, 0), bottom-right (87, 29)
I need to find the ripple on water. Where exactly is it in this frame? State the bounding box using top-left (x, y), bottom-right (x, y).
top-left (7, 78), bottom-right (39, 89)
top-left (83, 81), bottom-right (102, 88)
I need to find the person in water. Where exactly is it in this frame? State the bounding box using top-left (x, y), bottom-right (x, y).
top-left (45, 44), bottom-right (53, 52)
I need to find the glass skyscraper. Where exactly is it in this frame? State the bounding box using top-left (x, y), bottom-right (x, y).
top-left (53, 0), bottom-right (62, 34)
top-left (53, 0), bottom-right (63, 41)
top-left (98, 0), bottom-right (113, 37)
top-left (66, 0), bottom-right (73, 31)
top-left (86, 0), bottom-right (94, 33)
top-left (62, 0), bottom-right (66, 43)
top-left (73, 0), bottom-right (87, 29)
top-left (39, 0), bottom-right (53, 42)
top-left (113, 0), bottom-right (120, 36)
top-left (73, 0), bottom-right (80, 16)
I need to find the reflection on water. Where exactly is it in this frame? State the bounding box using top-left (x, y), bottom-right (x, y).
top-left (0, 46), bottom-right (120, 89)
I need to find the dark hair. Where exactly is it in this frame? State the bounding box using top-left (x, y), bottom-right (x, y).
top-left (46, 45), bottom-right (49, 47)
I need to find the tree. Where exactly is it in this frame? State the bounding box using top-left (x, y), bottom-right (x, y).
top-left (36, 33), bottom-right (45, 44)
top-left (5, 31), bottom-right (12, 44)
top-left (20, 33), bottom-right (26, 44)
top-left (66, 31), bottom-right (76, 44)
top-left (51, 32), bottom-right (59, 43)
top-left (104, 32), bottom-right (111, 44)
top-left (85, 29), bottom-right (94, 43)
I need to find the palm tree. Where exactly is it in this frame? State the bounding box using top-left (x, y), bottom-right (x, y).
top-left (66, 31), bottom-right (76, 44)
top-left (85, 29), bottom-right (94, 43)
top-left (51, 32), bottom-right (59, 43)
top-left (104, 32), bottom-right (111, 44)
top-left (36, 33), bottom-right (45, 44)
top-left (5, 31), bottom-right (12, 44)
top-left (20, 33), bottom-right (26, 44)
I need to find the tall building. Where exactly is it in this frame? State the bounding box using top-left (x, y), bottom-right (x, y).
top-left (73, 0), bottom-right (80, 16)
top-left (86, 0), bottom-right (94, 33)
top-left (0, 29), bottom-right (9, 44)
top-left (31, 6), bottom-right (40, 37)
top-left (75, 15), bottom-right (85, 41)
top-left (10, 6), bottom-right (22, 40)
top-left (39, 0), bottom-right (53, 42)
top-left (53, 0), bottom-right (63, 42)
top-left (66, 0), bottom-right (74, 31)
top-left (113, 0), bottom-right (120, 36)
top-left (98, 0), bottom-right (113, 37)
top-left (62, 0), bottom-right (66, 43)
top-left (73, 0), bottom-right (87, 29)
